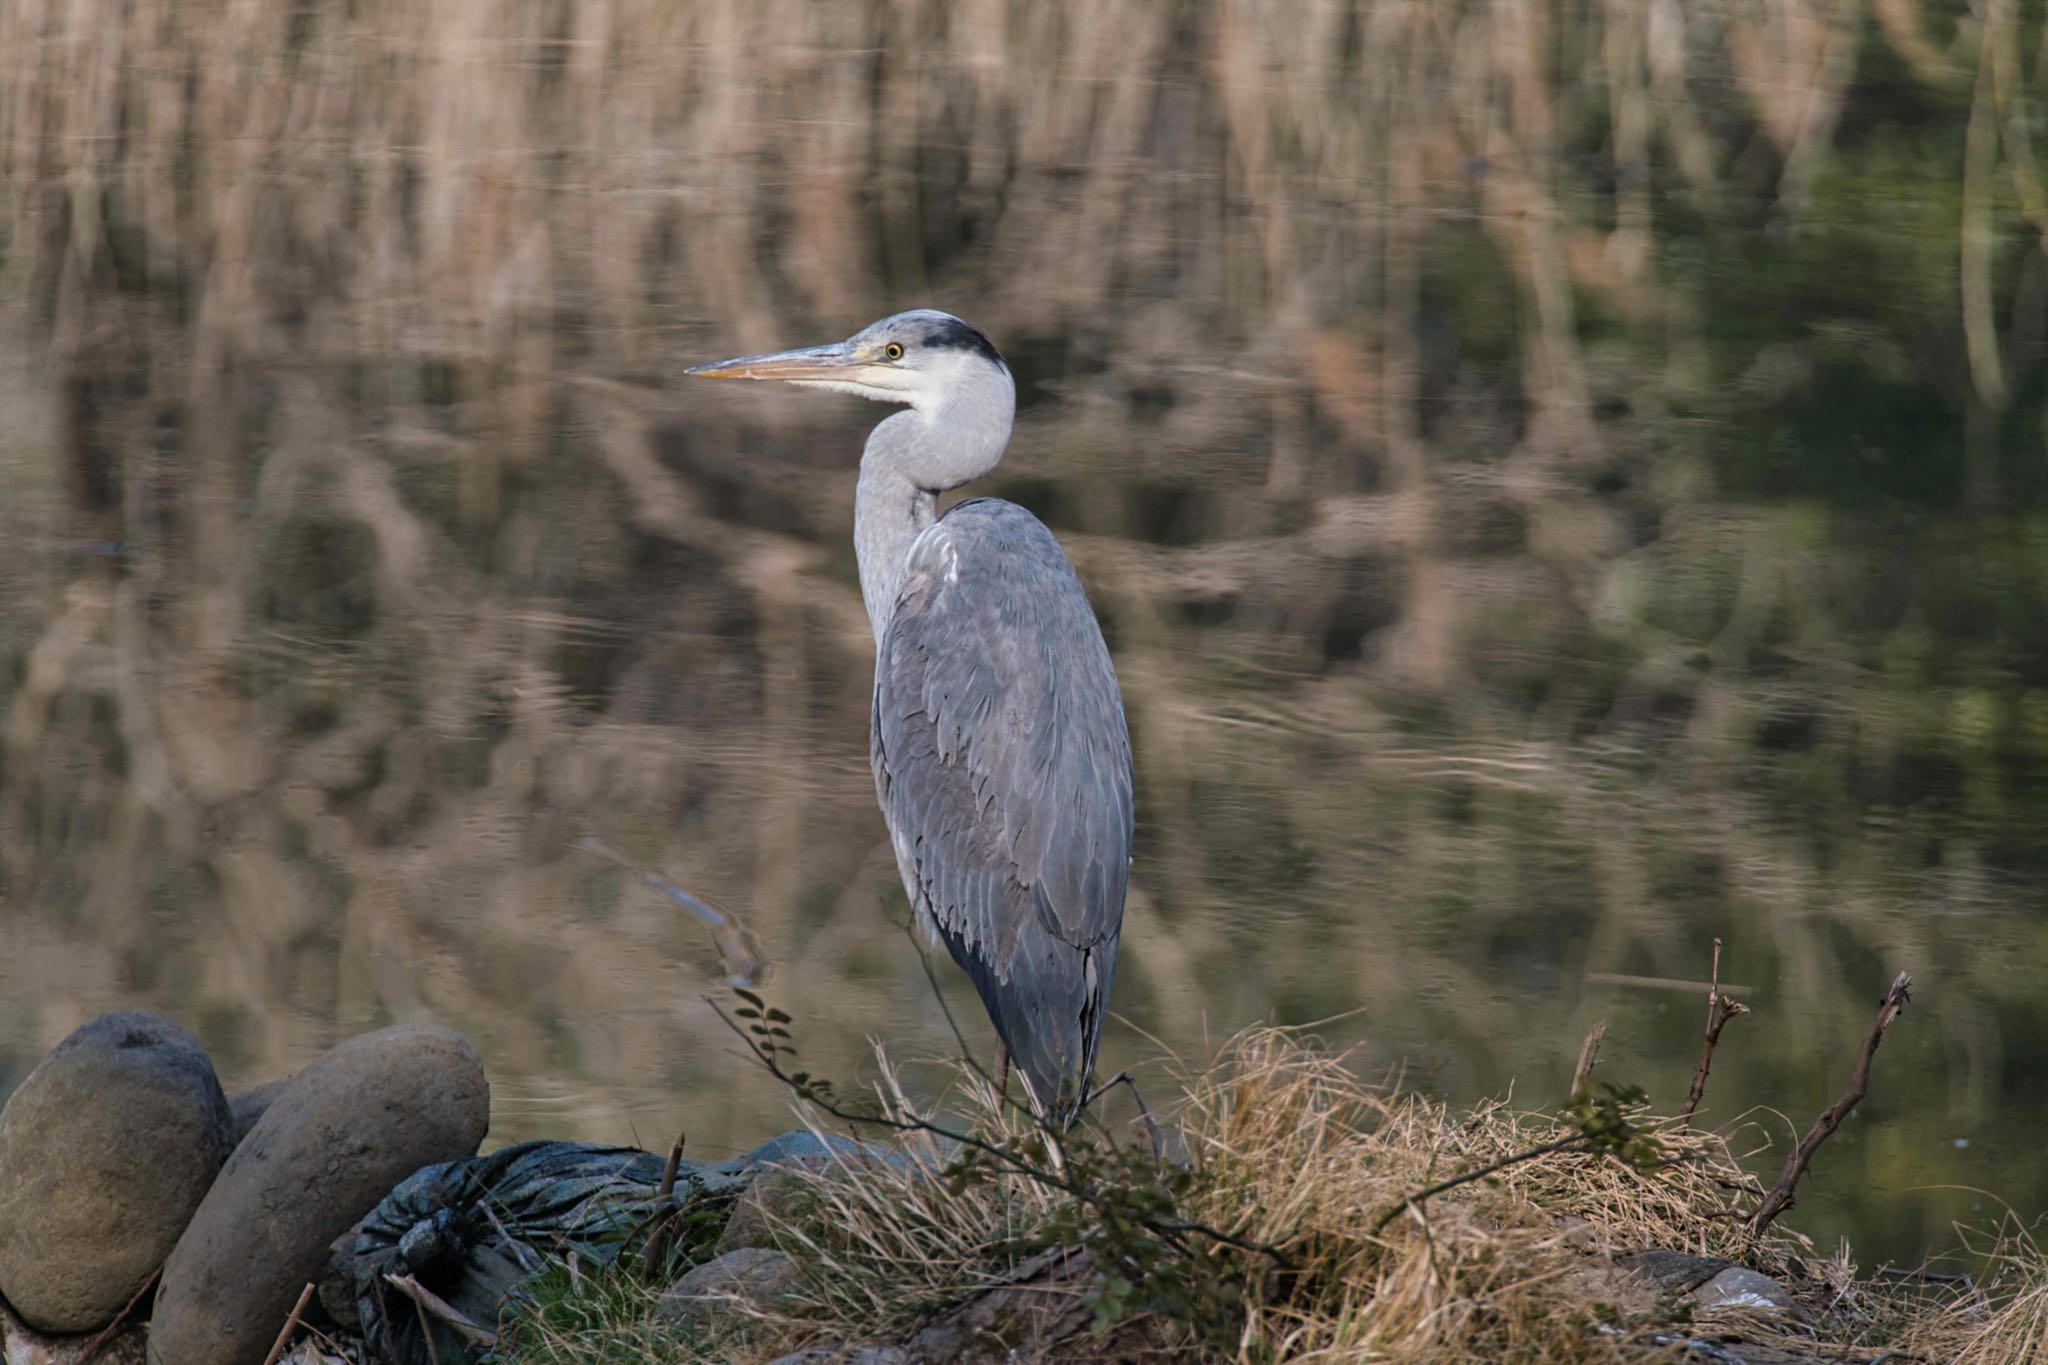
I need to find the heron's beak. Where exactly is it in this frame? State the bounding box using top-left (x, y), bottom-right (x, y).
top-left (685, 342), bottom-right (865, 383)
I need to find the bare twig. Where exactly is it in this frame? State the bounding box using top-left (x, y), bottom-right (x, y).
top-left (381, 1273), bottom-right (498, 1349)
top-left (78, 1267), bottom-right (159, 1364)
top-left (1702, 939), bottom-right (1722, 1033)
top-left (1569, 1018), bottom-right (1606, 1098)
top-left (1679, 939), bottom-right (1750, 1125)
top-left (1584, 972), bottom-right (1757, 994)
top-left (406, 1289), bottom-right (441, 1365)
top-left (259, 1281), bottom-right (317, 1365)
top-left (641, 1130), bottom-right (687, 1281)
top-left (1078, 1069), bottom-right (1167, 1162)
top-left (1372, 1132), bottom-right (1594, 1236)
top-left (1747, 971), bottom-right (1913, 1236)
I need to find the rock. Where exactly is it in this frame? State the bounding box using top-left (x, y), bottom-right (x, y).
top-left (224, 1076), bottom-right (294, 1147)
top-left (1, 1294), bottom-right (146, 1364)
top-left (655, 1248), bottom-right (804, 1328)
top-left (899, 1246), bottom-right (1096, 1364)
top-left (1692, 1265), bottom-right (1802, 1320)
top-left (0, 1012), bottom-right (232, 1333)
top-left (1614, 1248), bottom-right (1731, 1296)
top-left (705, 1130), bottom-right (909, 1181)
top-left (766, 1349), bottom-right (907, 1365)
top-left (715, 1158), bottom-right (835, 1255)
top-left (1613, 1250), bottom-right (1804, 1322)
top-left (709, 1130), bottom-right (937, 1256)
top-left (148, 1025), bottom-right (489, 1365)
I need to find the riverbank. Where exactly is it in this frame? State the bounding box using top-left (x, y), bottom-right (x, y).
top-left (0, 1010), bottom-right (2039, 1363)
top-left (488, 1027), bottom-right (2032, 1365)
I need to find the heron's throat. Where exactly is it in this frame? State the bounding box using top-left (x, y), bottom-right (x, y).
top-left (853, 397), bottom-right (1011, 641)
top-left (854, 460), bottom-right (936, 640)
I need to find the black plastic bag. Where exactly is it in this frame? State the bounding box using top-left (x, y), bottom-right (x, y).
top-left (345, 1140), bottom-right (730, 1364)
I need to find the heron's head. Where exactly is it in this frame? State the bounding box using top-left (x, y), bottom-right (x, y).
top-left (686, 310), bottom-right (1012, 417)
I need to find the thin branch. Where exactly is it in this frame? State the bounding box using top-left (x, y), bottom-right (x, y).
top-left (1077, 1069), bottom-right (1168, 1164)
top-left (706, 998), bottom-right (1292, 1268)
top-left (641, 1130), bottom-right (687, 1282)
top-left (1702, 938), bottom-right (1722, 1036)
top-left (1372, 1132), bottom-right (1593, 1236)
top-left (1679, 939), bottom-right (1749, 1125)
top-left (1569, 1019), bottom-right (1606, 1099)
top-left (406, 1288), bottom-right (442, 1365)
top-left (79, 1267), bottom-right (159, 1364)
top-left (258, 1282), bottom-right (316, 1365)
top-left (1747, 971), bottom-right (1913, 1236)
top-left (381, 1273), bottom-right (499, 1349)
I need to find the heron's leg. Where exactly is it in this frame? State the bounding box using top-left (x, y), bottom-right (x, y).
top-left (1078, 1071), bottom-right (1167, 1163)
top-left (993, 1046), bottom-right (1010, 1105)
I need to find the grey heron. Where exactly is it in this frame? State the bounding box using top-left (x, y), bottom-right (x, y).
top-left (687, 310), bottom-right (1133, 1124)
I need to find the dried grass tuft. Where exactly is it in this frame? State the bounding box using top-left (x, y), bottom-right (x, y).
top-left (1897, 1216), bottom-right (2048, 1365)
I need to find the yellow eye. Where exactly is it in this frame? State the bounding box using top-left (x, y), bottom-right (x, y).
top-left (883, 342), bottom-right (905, 361)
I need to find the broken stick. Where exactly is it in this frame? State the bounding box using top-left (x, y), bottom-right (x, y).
top-left (642, 1130), bottom-right (688, 1281)
top-left (1747, 970), bottom-right (1913, 1237)
top-left (1569, 1018), bottom-right (1607, 1099)
top-left (258, 1282), bottom-right (317, 1365)
top-left (1679, 939), bottom-right (1749, 1125)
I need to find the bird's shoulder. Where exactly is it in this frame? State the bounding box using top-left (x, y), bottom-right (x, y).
top-left (882, 499), bottom-right (1108, 686)
top-left (906, 497), bottom-right (1070, 581)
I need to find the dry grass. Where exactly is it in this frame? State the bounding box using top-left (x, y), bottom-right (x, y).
top-left (1896, 1218), bottom-right (2048, 1365)
top-left (499, 1027), bottom-right (2005, 1364)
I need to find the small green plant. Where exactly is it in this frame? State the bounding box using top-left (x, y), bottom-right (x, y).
top-left (491, 1253), bottom-right (705, 1365)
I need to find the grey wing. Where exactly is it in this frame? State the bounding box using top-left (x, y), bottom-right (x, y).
top-left (870, 499), bottom-right (1133, 1114)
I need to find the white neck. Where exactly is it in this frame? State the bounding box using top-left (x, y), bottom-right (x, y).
top-left (855, 428), bottom-right (937, 638)
top-left (851, 359), bottom-right (1015, 642)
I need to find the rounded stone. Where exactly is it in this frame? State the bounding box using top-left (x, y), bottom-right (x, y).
top-left (0, 1012), bottom-right (233, 1333)
top-left (656, 1247), bottom-right (804, 1328)
top-left (148, 1025), bottom-right (489, 1365)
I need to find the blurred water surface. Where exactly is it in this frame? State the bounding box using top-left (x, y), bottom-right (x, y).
top-left (1, 0), bottom-right (2045, 1268)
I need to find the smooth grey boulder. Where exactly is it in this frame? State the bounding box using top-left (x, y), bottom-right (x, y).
top-left (148, 1025), bottom-right (489, 1365)
top-left (0, 1012), bottom-right (232, 1333)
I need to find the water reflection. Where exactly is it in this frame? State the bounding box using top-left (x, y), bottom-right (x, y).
top-left (1, 0), bottom-right (2044, 1270)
